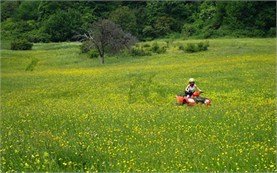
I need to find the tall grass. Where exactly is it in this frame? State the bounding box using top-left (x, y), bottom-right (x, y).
top-left (1, 38), bottom-right (276, 172)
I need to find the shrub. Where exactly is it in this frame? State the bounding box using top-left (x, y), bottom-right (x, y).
top-left (80, 41), bottom-right (99, 58)
top-left (165, 39), bottom-right (174, 48)
top-left (89, 49), bottom-right (99, 58)
top-left (130, 47), bottom-right (151, 56)
top-left (267, 27), bottom-right (276, 37)
top-left (151, 42), bottom-right (166, 54)
top-left (184, 43), bottom-right (198, 53)
top-left (11, 39), bottom-right (33, 50)
top-left (183, 41), bottom-right (209, 53)
top-left (159, 47), bottom-right (166, 54)
top-left (80, 41), bottom-right (92, 53)
top-left (197, 41), bottom-right (209, 51)
top-left (142, 43), bottom-right (151, 48)
top-left (151, 42), bottom-right (159, 52)
top-left (178, 45), bottom-right (185, 51)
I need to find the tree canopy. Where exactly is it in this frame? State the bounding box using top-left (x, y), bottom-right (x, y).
top-left (81, 19), bottom-right (137, 64)
top-left (1, 1), bottom-right (276, 43)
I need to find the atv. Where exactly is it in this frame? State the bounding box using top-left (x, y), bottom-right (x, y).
top-left (176, 91), bottom-right (211, 106)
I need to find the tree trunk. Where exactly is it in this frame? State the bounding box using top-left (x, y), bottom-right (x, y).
top-left (99, 55), bottom-right (104, 64)
top-left (97, 47), bottom-right (105, 64)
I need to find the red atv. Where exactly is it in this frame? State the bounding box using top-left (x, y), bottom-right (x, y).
top-left (176, 91), bottom-right (211, 106)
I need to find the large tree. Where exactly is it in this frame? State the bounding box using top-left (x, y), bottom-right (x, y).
top-left (44, 9), bottom-right (83, 42)
top-left (81, 19), bottom-right (137, 64)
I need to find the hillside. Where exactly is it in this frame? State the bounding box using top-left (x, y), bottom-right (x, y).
top-left (1, 38), bottom-right (276, 172)
top-left (1, 1), bottom-right (276, 46)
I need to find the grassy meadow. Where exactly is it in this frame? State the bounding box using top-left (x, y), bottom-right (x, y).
top-left (1, 38), bottom-right (276, 172)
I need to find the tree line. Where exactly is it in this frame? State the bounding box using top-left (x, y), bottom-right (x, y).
top-left (1, 1), bottom-right (276, 43)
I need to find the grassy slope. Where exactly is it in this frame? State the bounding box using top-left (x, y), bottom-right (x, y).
top-left (1, 38), bottom-right (276, 172)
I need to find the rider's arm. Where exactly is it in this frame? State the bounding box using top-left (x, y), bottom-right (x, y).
top-left (195, 85), bottom-right (202, 92)
top-left (184, 84), bottom-right (189, 92)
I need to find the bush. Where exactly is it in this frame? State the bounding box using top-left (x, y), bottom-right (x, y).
top-left (151, 42), bottom-right (166, 54)
top-left (130, 47), bottom-right (151, 56)
top-left (178, 45), bottom-right (185, 51)
top-left (165, 39), bottom-right (174, 48)
top-left (142, 43), bottom-right (151, 48)
top-left (80, 41), bottom-right (99, 58)
top-left (89, 49), bottom-right (99, 58)
top-left (184, 43), bottom-right (198, 53)
top-left (183, 41), bottom-right (209, 53)
top-left (11, 39), bottom-right (33, 50)
top-left (80, 41), bottom-right (92, 53)
top-left (267, 27), bottom-right (276, 37)
top-left (197, 41), bottom-right (209, 51)
top-left (151, 42), bottom-right (159, 52)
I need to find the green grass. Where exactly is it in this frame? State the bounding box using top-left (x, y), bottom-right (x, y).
top-left (1, 38), bottom-right (276, 172)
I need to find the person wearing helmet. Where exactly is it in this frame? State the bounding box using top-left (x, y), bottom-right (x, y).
top-left (184, 78), bottom-right (202, 98)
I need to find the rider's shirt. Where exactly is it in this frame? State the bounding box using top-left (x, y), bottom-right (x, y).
top-left (186, 84), bottom-right (197, 92)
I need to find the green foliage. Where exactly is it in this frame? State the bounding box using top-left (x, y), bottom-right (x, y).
top-left (154, 16), bottom-right (176, 37)
top-left (197, 41), bottom-right (209, 51)
top-left (89, 49), bottom-right (99, 58)
top-left (182, 1), bottom-right (276, 39)
top-left (182, 41), bottom-right (209, 53)
top-left (130, 47), bottom-right (151, 56)
top-left (80, 41), bottom-right (92, 53)
top-left (145, 1), bottom-right (191, 33)
top-left (80, 41), bottom-right (99, 58)
top-left (150, 42), bottom-right (167, 54)
top-left (178, 45), bottom-right (185, 51)
top-left (165, 33), bottom-right (182, 40)
top-left (184, 43), bottom-right (198, 53)
top-left (23, 29), bottom-right (51, 43)
top-left (14, 1), bottom-right (40, 21)
top-left (0, 1), bottom-right (20, 21)
top-left (267, 27), bottom-right (276, 37)
top-left (0, 1), bottom-right (276, 42)
top-left (109, 6), bottom-right (137, 35)
top-left (182, 24), bottom-right (197, 38)
top-left (1, 39), bottom-right (11, 50)
top-left (25, 58), bottom-right (39, 71)
top-left (44, 9), bottom-right (83, 42)
top-left (83, 19), bottom-right (137, 64)
top-left (142, 43), bottom-right (151, 48)
top-left (1, 19), bottom-right (36, 36)
top-left (11, 39), bottom-right (33, 50)
top-left (142, 26), bottom-right (155, 40)
top-left (1, 18), bottom-right (50, 43)
top-left (1, 38), bottom-right (276, 172)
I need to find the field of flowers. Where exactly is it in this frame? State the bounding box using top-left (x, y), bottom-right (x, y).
top-left (1, 38), bottom-right (276, 172)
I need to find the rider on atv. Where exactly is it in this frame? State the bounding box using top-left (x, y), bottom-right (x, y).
top-left (184, 78), bottom-right (202, 98)
top-left (176, 78), bottom-right (210, 106)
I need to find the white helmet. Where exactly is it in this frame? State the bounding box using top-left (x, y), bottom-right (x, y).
top-left (189, 78), bottom-right (195, 83)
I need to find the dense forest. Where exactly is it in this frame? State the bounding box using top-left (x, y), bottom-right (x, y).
top-left (1, 1), bottom-right (276, 44)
